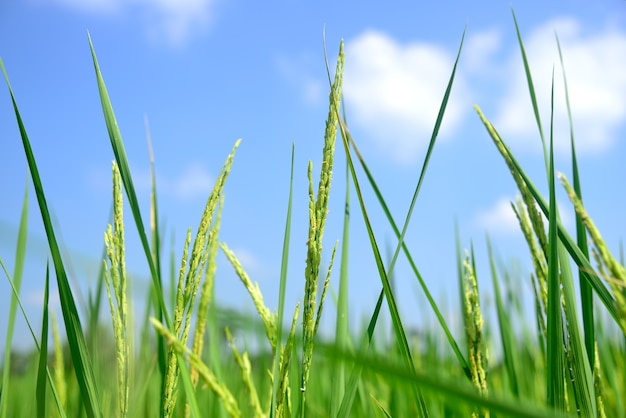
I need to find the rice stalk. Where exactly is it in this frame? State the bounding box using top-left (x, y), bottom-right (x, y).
top-left (51, 311), bottom-right (67, 415)
top-left (189, 197), bottom-right (222, 388)
top-left (275, 304), bottom-right (300, 418)
top-left (161, 140), bottom-right (240, 417)
top-left (151, 319), bottom-right (241, 418)
top-left (593, 344), bottom-right (608, 418)
top-left (559, 173), bottom-right (626, 334)
top-left (300, 40), bottom-right (343, 413)
top-left (512, 197), bottom-right (548, 317)
top-left (462, 250), bottom-right (489, 418)
top-left (225, 328), bottom-right (264, 417)
top-left (103, 162), bottom-right (130, 418)
top-left (221, 244), bottom-right (277, 349)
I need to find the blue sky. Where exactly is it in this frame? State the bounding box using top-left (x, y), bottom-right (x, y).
top-left (1, 0), bottom-right (625, 351)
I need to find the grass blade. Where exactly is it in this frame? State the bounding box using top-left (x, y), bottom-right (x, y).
top-left (1, 58), bottom-right (102, 418)
top-left (270, 143), bottom-right (295, 417)
top-left (343, 29), bottom-right (471, 380)
top-left (36, 266), bottom-right (51, 418)
top-left (337, 289), bottom-right (385, 417)
top-left (0, 260), bottom-right (68, 418)
top-left (329, 154), bottom-right (352, 417)
top-left (511, 8), bottom-right (548, 162)
top-left (545, 70), bottom-right (565, 411)
top-left (324, 344), bottom-right (573, 418)
top-left (473, 106), bottom-right (619, 325)
top-left (339, 106), bottom-right (428, 416)
top-left (0, 181), bottom-right (28, 418)
top-left (556, 34), bottom-right (595, 366)
top-left (486, 235), bottom-right (520, 398)
top-left (87, 37), bottom-right (173, 408)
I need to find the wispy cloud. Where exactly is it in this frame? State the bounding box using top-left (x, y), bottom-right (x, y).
top-left (26, 288), bottom-right (61, 310)
top-left (464, 28), bottom-right (502, 74)
top-left (169, 162), bottom-right (214, 199)
top-left (342, 30), bottom-right (469, 164)
top-left (226, 246), bottom-right (274, 281)
top-left (493, 18), bottom-right (626, 155)
top-left (88, 161), bottom-right (214, 200)
top-left (43, 0), bottom-right (216, 45)
top-left (473, 196), bottom-right (521, 236)
top-left (276, 54), bottom-right (325, 105)
top-left (473, 195), bottom-right (574, 237)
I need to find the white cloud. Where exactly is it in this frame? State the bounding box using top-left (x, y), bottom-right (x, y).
top-left (343, 30), bottom-right (469, 164)
top-left (43, 0), bottom-right (215, 45)
top-left (474, 195), bottom-right (574, 236)
top-left (494, 18), bottom-right (626, 155)
top-left (276, 54), bottom-right (324, 105)
top-left (26, 288), bottom-right (61, 310)
top-left (474, 197), bottom-right (521, 235)
top-left (90, 161), bottom-right (213, 200)
top-left (143, 162), bottom-right (214, 200)
top-left (226, 247), bottom-right (274, 280)
top-left (464, 29), bottom-right (502, 73)
top-left (170, 162), bottom-right (213, 199)
top-left (229, 247), bottom-right (261, 272)
top-left (135, 0), bottom-right (213, 45)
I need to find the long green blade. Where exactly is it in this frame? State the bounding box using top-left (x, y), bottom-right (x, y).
top-left (511, 8), bottom-right (548, 163)
top-left (1, 260), bottom-right (68, 418)
top-left (1, 58), bottom-right (102, 418)
top-left (343, 30), bottom-right (471, 380)
top-left (270, 143), bottom-right (295, 417)
top-left (487, 235), bottom-right (520, 398)
top-left (0, 181), bottom-right (28, 418)
top-left (473, 107), bottom-right (619, 324)
top-left (556, 34), bottom-right (595, 366)
top-left (325, 344), bottom-right (572, 418)
top-left (87, 36), bottom-right (171, 391)
top-left (337, 288), bottom-right (385, 417)
top-left (545, 71), bottom-right (565, 410)
top-left (339, 112), bottom-right (429, 416)
top-left (330, 153), bottom-right (352, 418)
top-left (36, 266), bottom-right (51, 418)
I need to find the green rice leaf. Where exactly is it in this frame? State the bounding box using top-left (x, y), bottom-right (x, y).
top-left (487, 235), bottom-right (521, 398)
top-left (270, 143), bottom-right (295, 417)
top-left (545, 71), bottom-right (566, 411)
top-left (36, 266), bottom-right (50, 418)
top-left (473, 107), bottom-right (619, 325)
top-left (342, 29), bottom-right (471, 381)
top-left (87, 34), bottom-right (170, 331)
top-left (556, 34), bottom-right (595, 365)
top-left (511, 8), bottom-right (548, 162)
top-left (330, 154), bottom-right (352, 417)
top-left (324, 344), bottom-right (573, 418)
top-left (0, 180), bottom-right (28, 418)
top-left (1, 258), bottom-right (68, 418)
top-left (1, 58), bottom-right (102, 418)
top-left (337, 289), bottom-right (385, 417)
top-left (339, 113), bottom-right (428, 416)
top-left (177, 354), bottom-right (202, 418)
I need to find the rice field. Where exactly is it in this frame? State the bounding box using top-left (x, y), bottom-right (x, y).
top-left (1, 13), bottom-right (625, 418)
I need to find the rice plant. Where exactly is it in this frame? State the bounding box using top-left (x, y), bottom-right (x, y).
top-left (1, 13), bottom-right (625, 418)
